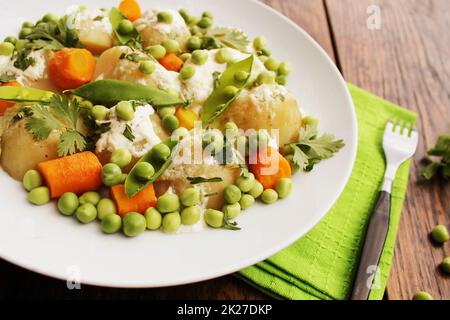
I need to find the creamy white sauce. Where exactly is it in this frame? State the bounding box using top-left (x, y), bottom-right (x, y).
top-left (0, 49), bottom-right (49, 84)
top-left (74, 8), bottom-right (113, 34)
top-left (135, 9), bottom-right (189, 41)
top-left (96, 104), bottom-right (161, 157)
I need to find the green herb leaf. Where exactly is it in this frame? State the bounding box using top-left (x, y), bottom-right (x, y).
top-left (206, 27), bottom-right (250, 52)
top-left (109, 7), bottom-right (143, 50)
top-left (13, 49), bottom-right (36, 71)
top-left (187, 177), bottom-right (223, 184)
top-left (421, 134), bottom-right (450, 180)
top-left (58, 129), bottom-right (86, 156)
top-left (11, 107), bottom-right (33, 124)
top-left (120, 52), bottom-right (154, 63)
top-left (223, 210), bottom-right (241, 231)
top-left (123, 124), bottom-right (135, 142)
top-left (212, 71), bottom-right (221, 89)
top-left (421, 162), bottom-right (443, 180)
top-left (0, 73), bottom-right (16, 83)
top-left (427, 134), bottom-right (450, 161)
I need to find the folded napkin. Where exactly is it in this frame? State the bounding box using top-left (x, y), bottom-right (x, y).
top-left (238, 84), bottom-right (417, 300)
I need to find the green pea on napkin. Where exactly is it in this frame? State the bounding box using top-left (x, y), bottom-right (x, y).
top-left (238, 84), bottom-right (417, 300)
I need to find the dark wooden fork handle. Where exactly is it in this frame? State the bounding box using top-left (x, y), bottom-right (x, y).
top-left (350, 191), bottom-right (391, 300)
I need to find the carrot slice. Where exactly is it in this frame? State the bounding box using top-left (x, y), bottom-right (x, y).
top-left (37, 152), bottom-right (103, 198)
top-left (0, 81), bottom-right (21, 116)
top-left (111, 184), bottom-right (157, 217)
top-left (119, 0), bottom-right (142, 22)
top-left (159, 53), bottom-right (184, 72)
top-left (175, 107), bottom-right (199, 130)
top-left (249, 147), bottom-right (292, 189)
top-left (48, 48), bottom-right (96, 90)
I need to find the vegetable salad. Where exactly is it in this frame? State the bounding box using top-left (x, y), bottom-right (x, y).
top-left (0, 0), bottom-right (344, 237)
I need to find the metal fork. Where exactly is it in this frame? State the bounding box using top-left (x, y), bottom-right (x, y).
top-left (351, 120), bottom-right (418, 300)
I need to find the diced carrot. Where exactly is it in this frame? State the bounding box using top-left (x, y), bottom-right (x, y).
top-left (249, 146), bottom-right (292, 189)
top-left (48, 48), bottom-right (96, 90)
top-left (175, 107), bottom-right (199, 130)
top-left (0, 81), bottom-right (21, 116)
top-left (119, 0), bottom-right (142, 22)
top-left (37, 152), bottom-right (103, 198)
top-left (111, 184), bottom-right (157, 217)
top-left (159, 53), bottom-right (184, 72)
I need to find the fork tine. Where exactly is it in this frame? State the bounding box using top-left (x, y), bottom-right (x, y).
top-left (385, 119), bottom-right (394, 132)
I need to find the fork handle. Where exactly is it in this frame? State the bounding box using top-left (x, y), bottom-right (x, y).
top-left (350, 190), bottom-right (391, 300)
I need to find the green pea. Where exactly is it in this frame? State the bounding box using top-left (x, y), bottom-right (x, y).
top-left (203, 130), bottom-right (224, 154)
top-left (223, 85), bottom-right (239, 99)
top-left (190, 25), bottom-right (202, 35)
top-left (101, 163), bottom-right (123, 187)
top-left (57, 192), bottom-right (79, 216)
top-left (179, 9), bottom-right (192, 24)
top-left (248, 181), bottom-right (264, 199)
top-left (76, 203), bottom-right (97, 224)
top-left (139, 61), bottom-right (156, 75)
top-left (162, 115), bottom-right (179, 132)
top-left (180, 52), bottom-right (192, 62)
top-left (22, 21), bottom-right (34, 28)
top-left (179, 65), bottom-right (196, 80)
top-left (224, 185), bottom-right (242, 204)
top-left (264, 57), bottom-right (280, 71)
top-left (239, 194), bottom-right (255, 210)
top-left (4, 36), bottom-right (17, 45)
top-left (43, 13), bottom-right (59, 23)
top-left (162, 39), bottom-right (180, 53)
top-left (205, 209), bottom-right (224, 228)
top-left (152, 143), bottom-right (171, 162)
top-left (19, 28), bottom-right (33, 39)
top-left (276, 75), bottom-right (287, 85)
top-left (258, 55), bottom-right (269, 63)
top-left (157, 11), bottom-right (173, 24)
top-left (27, 187), bottom-right (50, 206)
top-left (214, 48), bottom-right (231, 64)
top-left (22, 169), bottom-right (43, 191)
top-left (202, 11), bottom-right (214, 19)
top-left (191, 49), bottom-right (208, 65)
top-left (15, 39), bottom-right (28, 51)
top-left (145, 207), bottom-right (162, 230)
top-left (253, 36), bottom-right (268, 51)
top-left (172, 127), bottom-right (190, 141)
top-left (123, 212), bottom-right (146, 237)
top-left (278, 61), bottom-right (292, 76)
top-left (134, 162), bottom-right (155, 181)
top-left (97, 198), bottom-right (117, 220)
top-left (276, 178), bottom-right (293, 199)
top-left (431, 225), bottom-right (449, 243)
top-left (162, 211), bottom-right (181, 233)
top-left (110, 148), bottom-right (132, 168)
top-left (223, 203), bottom-right (241, 219)
top-left (257, 71), bottom-right (276, 85)
top-left (147, 45), bottom-right (166, 60)
top-left (234, 71), bottom-right (249, 84)
top-left (440, 257), bottom-right (450, 274)
top-left (157, 193), bottom-right (180, 213)
top-left (101, 214), bottom-right (122, 234)
top-left (118, 19), bottom-right (134, 35)
top-left (302, 116), bottom-right (319, 127)
top-left (180, 188), bottom-right (201, 207)
top-left (181, 206), bottom-right (201, 225)
top-left (91, 105), bottom-right (109, 121)
top-left (412, 291), bottom-right (433, 300)
top-left (158, 106), bottom-right (176, 118)
top-left (197, 17), bottom-right (212, 29)
top-left (79, 191), bottom-right (101, 206)
top-left (236, 173), bottom-right (256, 193)
top-left (261, 189), bottom-right (278, 204)
top-left (116, 101), bottom-right (135, 121)
top-left (187, 36), bottom-right (202, 51)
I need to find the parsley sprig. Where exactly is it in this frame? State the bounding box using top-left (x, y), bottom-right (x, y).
top-left (13, 49), bottom-right (36, 71)
top-left (421, 134), bottom-right (450, 180)
top-left (288, 125), bottom-right (345, 172)
top-left (23, 95), bottom-right (87, 157)
top-left (187, 177), bottom-right (223, 184)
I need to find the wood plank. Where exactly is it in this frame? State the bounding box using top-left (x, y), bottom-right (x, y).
top-left (0, 0), bottom-right (336, 300)
top-left (325, 0), bottom-right (450, 300)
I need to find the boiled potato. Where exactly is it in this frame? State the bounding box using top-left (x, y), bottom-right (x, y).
top-left (134, 10), bottom-right (191, 50)
top-left (1, 119), bottom-right (60, 180)
top-left (78, 10), bottom-right (114, 55)
top-left (213, 84), bottom-right (302, 146)
top-left (94, 46), bottom-right (182, 92)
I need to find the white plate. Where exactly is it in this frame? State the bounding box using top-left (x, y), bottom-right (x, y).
top-left (0, 0), bottom-right (357, 288)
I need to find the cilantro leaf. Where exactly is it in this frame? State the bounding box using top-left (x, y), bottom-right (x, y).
top-left (420, 134), bottom-right (450, 180)
top-left (123, 124), bottom-right (135, 142)
top-left (427, 134), bottom-right (450, 161)
top-left (187, 177), bottom-right (223, 184)
top-left (206, 27), bottom-right (250, 51)
top-left (58, 130), bottom-right (86, 156)
top-left (13, 49), bottom-right (36, 71)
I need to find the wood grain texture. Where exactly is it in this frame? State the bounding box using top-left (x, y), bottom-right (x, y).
top-left (0, 0), bottom-right (334, 300)
top-left (325, 0), bottom-right (450, 300)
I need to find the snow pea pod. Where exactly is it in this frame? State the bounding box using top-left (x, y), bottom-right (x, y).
top-left (201, 55), bottom-right (253, 125)
top-left (0, 86), bottom-right (54, 103)
top-left (73, 80), bottom-right (184, 107)
top-left (125, 138), bottom-right (179, 198)
top-left (109, 7), bottom-right (142, 47)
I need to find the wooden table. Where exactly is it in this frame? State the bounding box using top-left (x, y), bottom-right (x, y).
top-left (1, 0), bottom-right (448, 300)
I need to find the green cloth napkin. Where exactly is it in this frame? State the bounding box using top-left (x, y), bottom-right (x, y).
top-left (238, 84), bottom-right (417, 300)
